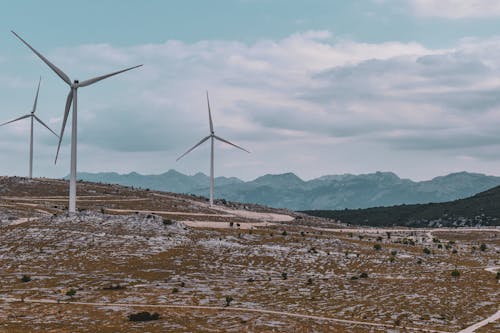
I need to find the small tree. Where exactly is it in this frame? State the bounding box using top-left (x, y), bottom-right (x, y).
top-left (480, 243), bottom-right (487, 251)
top-left (225, 296), bottom-right (233, 307)
top-left (451, 269), bottom-right (460, 277)
top-left (423, 248), bottom-right (431, 255)
top-left (281, 272), bottom-right (288, 280)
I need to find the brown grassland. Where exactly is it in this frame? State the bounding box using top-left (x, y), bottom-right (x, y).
top-left (0, 177), bottom-right (498, 332)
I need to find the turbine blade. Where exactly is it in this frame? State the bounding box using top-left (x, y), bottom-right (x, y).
top-left (55, 89), bottom-right (73, 164)
top-left (78, 64), bottom-right (143, 87)
top-left (0, 114), bottom-right (30, 127)
top-left (31, 77), bottom-right (42, 114)
top-left (34, 115), bottom-right (58, 137)
top-left (176, 135), bottom-right (211, 161)
top-left (11, 31), bottom-right (71, 86)
top-left (214, 135), bottom-right (250, 153)
top-left (207, 91), bottom-right (214, 133)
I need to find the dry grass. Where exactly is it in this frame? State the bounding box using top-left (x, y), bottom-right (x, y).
top-left (0, 177), bottom-right (498, 332)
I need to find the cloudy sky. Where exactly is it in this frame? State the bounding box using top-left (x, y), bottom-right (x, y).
top-left (1, 0), bottom-right (500, 181)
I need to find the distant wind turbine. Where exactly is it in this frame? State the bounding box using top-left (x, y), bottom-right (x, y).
top-left (12, 31), bottom-right (143, 214)
top-left (177, 92), bottom-right (250, 207)
top-left (0, 77), bottom-right (58, 178)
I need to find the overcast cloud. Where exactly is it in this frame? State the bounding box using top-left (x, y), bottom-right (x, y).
top-left (1, 30), bottom-right (500, 181)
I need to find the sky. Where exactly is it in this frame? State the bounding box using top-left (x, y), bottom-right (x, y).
top-left (1, 0), bottom-right (500, 181)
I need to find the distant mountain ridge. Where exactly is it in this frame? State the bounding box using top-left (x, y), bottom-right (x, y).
top-left (75, 170), bottom-right (500, 211)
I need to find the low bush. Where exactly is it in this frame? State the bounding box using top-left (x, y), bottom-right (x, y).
top-left (20, 275), bottom-right (31, 283)
top-left (128, 311), bottom-right (160, 322)
top-left (66, 288), bottom-right (77, 297)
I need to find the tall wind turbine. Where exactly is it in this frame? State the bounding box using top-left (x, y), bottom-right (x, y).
top-left (177, 92), bottom-right (250, 207)
top-left (0, 77), bottom-right (58, 178)
top-left (12, 31), bottom-right (143, 214)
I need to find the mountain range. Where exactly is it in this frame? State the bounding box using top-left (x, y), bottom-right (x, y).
top-left (74, 170), bottom-right (500, 211)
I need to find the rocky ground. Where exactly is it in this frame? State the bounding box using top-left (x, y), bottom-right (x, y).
top-left (0, 177), bottom-right (498, 332)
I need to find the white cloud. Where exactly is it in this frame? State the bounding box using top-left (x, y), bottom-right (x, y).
top-left (409, 0), bottom-right (500, 18)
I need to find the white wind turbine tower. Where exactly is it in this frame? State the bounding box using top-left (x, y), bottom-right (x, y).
top-left (0, 77), bottom-right (58, 178)
top-left (12, 31), bottom-right (143, 214)
top-left (177, 92), bottom-right (250, 207)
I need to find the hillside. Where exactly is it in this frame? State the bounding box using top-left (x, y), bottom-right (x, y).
top-left (75, 170), bottom-right (500, 210)
top-left (303, 185), bottom-right (500, 227)
top-left (0, 176), bottom-right (499, 332)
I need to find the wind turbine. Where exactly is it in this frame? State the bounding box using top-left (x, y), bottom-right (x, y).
top-left (177, 92), bottom-right (250, 207)
top-left (0, 77), bottom-right (58, 178)
top-left (12, 31), bottom-right (143, 214)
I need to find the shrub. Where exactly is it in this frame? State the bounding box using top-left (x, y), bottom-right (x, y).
top-left (390, 250), bottom-right (397, 256)
top-left (373, 244), bottom-right (382, 251)
top-left (496, 272), bottom-right (500, 280)
top-left (423, 248), bottom-right (431, 255)
top-left (128, 311), bottom-right (159, 322)
top-left (480, 243), bottom-right (487, 251)
top-left (66, 288), bottom-right (77, 297)
top-left (282, 230), bottom-right (288, 236)
top-left (20, 275), bottom-right (31, 283)
top-left (247, 277), bottom-right (255, 283)
top-left (229, 222), bottom-right (234, 227)
top-left (389, 256), bottom-right (395, 263)
top-left (172, 287), bottom-right (179, 293)
top-left (281, 272), bottom-right (288, 280)
top-left (225, 296), bottom-right (233, 307)
top-left (307, 277), bottom-right (313, 285)
top-left (451, 269), bottom-right (460, 277)
top-left (360, 272), bottom-right (369, 278)
top-left (163, 219), bottom-right (174, 226)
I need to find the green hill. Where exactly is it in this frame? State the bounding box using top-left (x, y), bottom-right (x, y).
top-left (302, 185), bottom-right (500, 227)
